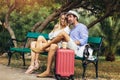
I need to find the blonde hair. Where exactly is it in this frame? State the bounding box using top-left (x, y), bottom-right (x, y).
top-left (59, 12), bottom-right (68, 29)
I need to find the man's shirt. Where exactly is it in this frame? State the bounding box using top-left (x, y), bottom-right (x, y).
top-left (70, 23), bottom-right (88, 46)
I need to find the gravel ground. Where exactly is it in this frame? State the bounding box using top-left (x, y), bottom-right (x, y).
top-left (0, 64), bottom-right (55, 80)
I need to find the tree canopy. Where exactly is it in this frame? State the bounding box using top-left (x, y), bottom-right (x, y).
top-left (30, 0), bottom-right (120, 32)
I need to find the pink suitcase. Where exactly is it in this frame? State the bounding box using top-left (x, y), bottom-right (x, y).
top-left (55, 48), bottom-right (75, 80)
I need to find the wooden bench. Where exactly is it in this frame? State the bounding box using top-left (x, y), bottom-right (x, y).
top-left (6, 32), bottom-right (102, 78)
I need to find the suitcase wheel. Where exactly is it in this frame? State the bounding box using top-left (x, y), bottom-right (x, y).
top-left (69, 75), bottom-right (74, 80)
top-left (55, 74), bottom-right (61, 80)
top-left (55, 75), bottom-right (74, 80)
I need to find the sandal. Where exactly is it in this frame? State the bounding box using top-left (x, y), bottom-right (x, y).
top-left (25, 65), bottom-right (35, 74)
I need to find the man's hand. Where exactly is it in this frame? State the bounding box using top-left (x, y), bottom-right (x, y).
top-left (74, 40), bottom-right (80, 45)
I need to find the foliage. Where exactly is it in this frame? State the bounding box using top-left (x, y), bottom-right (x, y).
top-left (0, 1), bottom-right (53, 51)
top-left (99, 17), bottom-right (120, 56)
top-left (0, 29), bottom-right (10, 53)
top-left (10, 6), bottom-right (51, 39)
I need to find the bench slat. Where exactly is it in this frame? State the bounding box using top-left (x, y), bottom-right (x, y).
top-left (10, 48), bottom-right (31, 53)
top-left (75, 56), bottom-right (83, 60)
top-left (27, 32), bottom-right (49, 39)
top-left (88, 37), bottom-right (102, 44)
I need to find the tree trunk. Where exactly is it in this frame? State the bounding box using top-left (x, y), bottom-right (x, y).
top-left (4, 0), bottom-right (17, 47)
top-left (5, 24), bottom-right (17, 48)
top-left (105, 53), bottom-right (115, 61)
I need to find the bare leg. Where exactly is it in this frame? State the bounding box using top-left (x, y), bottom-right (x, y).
top-left (25, 41), bottom-right (38, 74)
top-left (31, 36), bottom-right (48, 52)
top-left (34, 53), bottom-right (40, 70)
top-left (36, 36), bottom-right (47, 48)
top-left (33, 31), bottom-right (70, 53)
top-left (33, 39), bottom-right (47, 70)
top-left (37, 44), bottom-right (58, 77)
top-left (32, 36), bottom-right (49, 69)
top-left (42, 31), bottom-right (70, 50)
top-left (25, 38), bottom-right (48, 74)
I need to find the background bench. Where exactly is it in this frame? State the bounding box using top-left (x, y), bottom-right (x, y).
top-left (6, 32), bottom-right (102, 78)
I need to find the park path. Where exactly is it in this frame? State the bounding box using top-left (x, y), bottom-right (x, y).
top-left (0, 64), bottom-right (55, 80)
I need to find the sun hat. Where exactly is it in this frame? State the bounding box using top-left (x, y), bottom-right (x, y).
top-left (67, 10), bottom-right (79, 19)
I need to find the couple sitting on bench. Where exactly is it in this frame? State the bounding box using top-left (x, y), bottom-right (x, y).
top-left (25, 10), bottom-right (89, 78)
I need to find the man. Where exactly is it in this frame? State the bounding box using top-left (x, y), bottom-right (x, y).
top-left (36, 10), bottom-right (88, 77)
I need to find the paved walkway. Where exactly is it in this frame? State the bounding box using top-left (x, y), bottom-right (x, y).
top-left (0, 64), bottom-right (55, 80)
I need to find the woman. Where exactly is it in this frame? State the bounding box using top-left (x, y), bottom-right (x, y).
top-left (25, 12), bottom-right (70, 74)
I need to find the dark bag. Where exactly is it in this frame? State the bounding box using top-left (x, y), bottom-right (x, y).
top-left (83, 44), bottom-right (90, 59)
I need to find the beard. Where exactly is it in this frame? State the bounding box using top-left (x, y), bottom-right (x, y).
top-left (68, 20), bottom-right (73, 25)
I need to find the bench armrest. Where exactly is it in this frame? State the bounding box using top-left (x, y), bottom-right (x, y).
top-left (5, 38), bottom-right (27, 51)
top-left (11, 38), bottom-right (27, 42)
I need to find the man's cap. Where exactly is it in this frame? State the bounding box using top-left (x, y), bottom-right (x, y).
top-left (67, 10), bottom-right (79, 19)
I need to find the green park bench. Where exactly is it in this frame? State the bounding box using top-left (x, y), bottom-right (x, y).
top-left (6, 32), bottom-right (102, 78)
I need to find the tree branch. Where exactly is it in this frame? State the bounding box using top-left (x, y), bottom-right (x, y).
top-left (35, 0), bottom-right (83, 32)
top-left (87, 11), bottom-right (111, 29)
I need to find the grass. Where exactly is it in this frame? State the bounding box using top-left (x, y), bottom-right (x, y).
top-left (0, 55), bottom-right (120, 80)
top-left (74, 56), bottom-right (120, 80)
